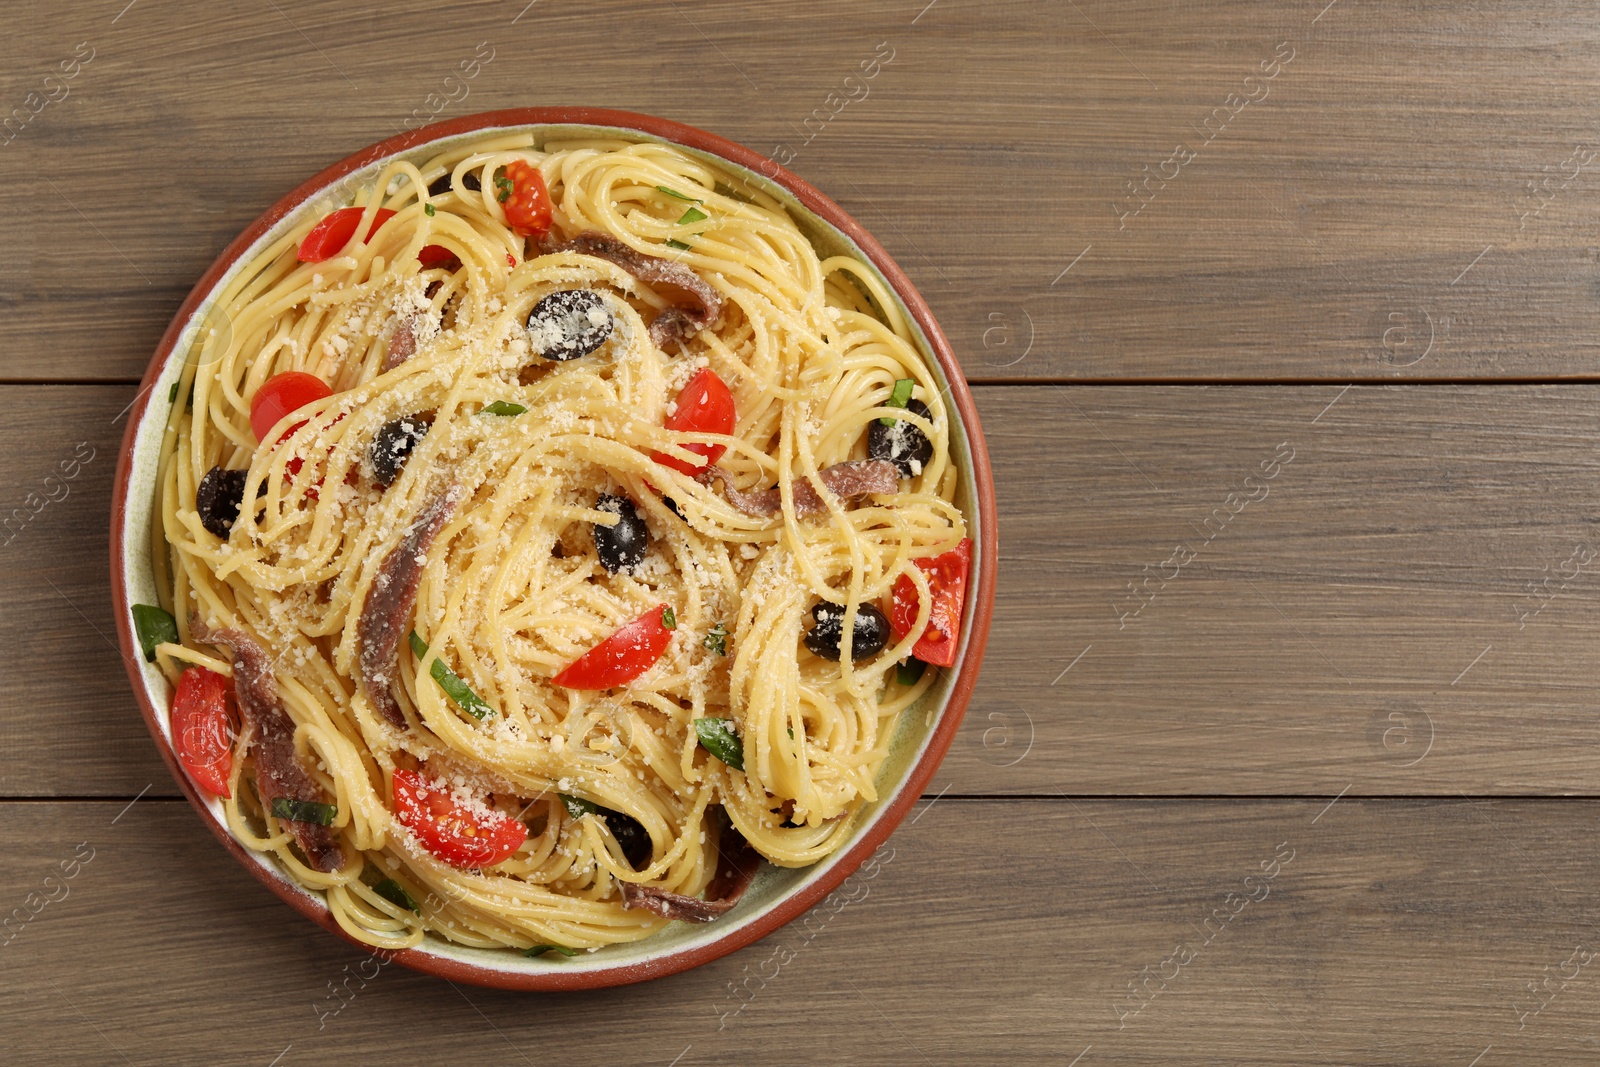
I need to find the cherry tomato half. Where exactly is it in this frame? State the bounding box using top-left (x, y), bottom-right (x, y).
top-left (651, 368), bottom-right (736, 476)
top-left (297, 207), bottom-right (397, 263)
top-left (890, 538), bottom-right (973, 668)
top-left (500, 160), bottom-right (553, 239)
top-left (170, 666), bottom-right (236, 798)
top-left (552, 604), bottom-right (675, 690)
top-left (250, 371), bottom-right (333, 443)
top-left (392, 768), bottom-right (527, 869)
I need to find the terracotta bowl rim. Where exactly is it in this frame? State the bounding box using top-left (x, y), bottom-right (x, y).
top-left (108, 107), bottom-right (998, 991)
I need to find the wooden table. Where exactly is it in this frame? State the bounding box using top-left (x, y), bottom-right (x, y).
top-left (3, 1), bottom-right (1597, 1062)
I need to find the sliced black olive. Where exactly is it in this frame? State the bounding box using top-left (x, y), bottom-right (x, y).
top-left (593, 494), bottom-right (648, 574)
top-left (804, 601), bottom-right (890, 661)
top-left (527, 290), bottom-right (613, 362)
top-left (601, 810), bottom-right (652, 870)
top-left (371, 416), bottom-right (430, 488)
top-left (196, 466), bottom-right (248, 539)
top-left (426, 170), bottom-right (481, 197)
top-left (868, 398), bottom-right (934, 477)
top-left (661, 496), bottom-right (687, 522)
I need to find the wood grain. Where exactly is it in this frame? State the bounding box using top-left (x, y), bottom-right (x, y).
top-left (11, 384), bottom-right (1600, 796)
top-left (0, 798), bottom-right (1593, 1066)
top-left (5, 1), bottom-right (1600, 382)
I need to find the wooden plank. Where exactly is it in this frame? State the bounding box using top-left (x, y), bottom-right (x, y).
top-left (4, 2), bottom-right (1600, 382)
top-left (0, 797), bottom-right (1593, 1064)
top-left (12, 383), bottom-right (1600, 796)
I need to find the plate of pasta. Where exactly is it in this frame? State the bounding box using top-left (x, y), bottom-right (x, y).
top-left (110, 108), bottom-right (995, 989)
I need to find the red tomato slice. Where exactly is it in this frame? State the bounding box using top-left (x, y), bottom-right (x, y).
top-left (170, 667), bottom-right (236, 798)
top-left (250, 372), bottom-right (333, 443)
top-left (392, 768), bottom-right (527, 869)
top-left (297, 207), bottom-right (397, 263)
top-left (501, 160), bottom-right (553, 238)
top-left (552, 604), bottom-right (675, 690)
top-left (890, 538), bottom-right (973, 667)
top-left (418, 243), bottom-right (460, 270)
top-left (651, 368), bottom-right (736, 476)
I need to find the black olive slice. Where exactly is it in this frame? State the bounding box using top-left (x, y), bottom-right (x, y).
top-left (803, 602), bottom-right (890, 661)
top-left (868, 398), bottom-right (934, 477)
top-left (593, 494), bottom-right (648, 574)
top-left (527, 290), bottom-right (614, 362)
top-left (371, 416), bottom-right (430, 488)
top-left (196, 466), bottom-right (248, 539)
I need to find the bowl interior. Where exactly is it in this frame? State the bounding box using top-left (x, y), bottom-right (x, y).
top-left (118, 118), bottom-right (987, 984)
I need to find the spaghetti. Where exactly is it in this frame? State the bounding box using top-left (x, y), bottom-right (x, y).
top-left (142, 131), bottom-right (969, 954)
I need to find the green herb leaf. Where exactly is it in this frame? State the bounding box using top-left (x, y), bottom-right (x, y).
top-left (661, 606), bottom-right (677, 630)
top-left (424, 203), bottom-right (436, 216)
top-left (408, 631), bottom-right (493, 719)
top-left (480, 401), bottom-right (528, 417)
top-left (655, 185), bottom-right (703, 202)
top-left (271, 797), bottom-right (337, 826)
top-left (373, 878), bottom-right (420, 913)
top-left (879, 378), bottom-right (916, 426)
top-left (664, 239), bottom-right (692, 251)
top-left (897, 658), bottom-right (927, 686)
top-left (561, 794), bottom-right (601, 820)
top-left (676, 206), bottom-right (708, 225)
top-left (168, 381), bottom-right (179, 404)
top-left (524, 943), bottom-right (578, 958)
top-left (787, 727), bottom-right (795, 740)
top-left (694, 717), bottom-right (744, 771)
top-left (131, 604), bottom-right (179, 663)
top-left (703, 623), bottom-right (728, 656)
top-left (495, 175), bottom-right (514, 203)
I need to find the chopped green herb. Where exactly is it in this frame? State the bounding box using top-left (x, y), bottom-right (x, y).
top-left (374, 878), bottom-right (419, 913)
top-left (168, 381), bottom-right (179, 404)
top-left (524, 944), bottom-right (578, 958)
top-left (661, 606), bottom-right (677, 630)
top-left (694, 717), bottom-right (744, 771)
top-left (655, 185), bottom-right (703, 202)
top-left (880, 378), bottom-right (916, 426)
top-left (897, 658), bottom-right (927, 686)
top-left (664, 239), bottom-right (692, 251)
top-left (408, 631), bottom-right (493, 720)
top-left (703, 623), bottom-right (728, 656)
top-left (787, 727), bottom-right (795, 740)
top-left (424, 203), bottom-right (436, 216)
top-left (561, 794), bottom-right (601, 820)
top-left (480, 400), bottom-right (528, 417)
top-left (495, 175), bottom-right (514, 202)
top-left (676, 206), bottom-right (709, 225)
top-left (131, 604), bottom-right (179, 663)
top-left (270, 797), bottom-right (337, 826)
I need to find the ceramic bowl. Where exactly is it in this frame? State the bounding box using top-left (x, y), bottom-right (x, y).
top-left (109, 108), bottom-right (996, 990)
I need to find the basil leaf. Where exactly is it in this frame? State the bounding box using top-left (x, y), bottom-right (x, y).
top-left (271, 797), bottom-right (337, 826)
top-left (424, 203), bottom-right (436, 216)
top-left (879, 378), bottom-right (916, 426)
top-left (655, 185), bottom-right (703, 202)
top-left (661, 605), bottom-right (676, 630)
top-left (694, 717), bottom-right (744, 771)
top-left (524, 944), bottom-right (578, 957)
top-left (664, 239), bottom-right (692, 251)
top-left (132, 604), bottom-right (179, 663)
top-left (561, 794), bottom-right (601, 820)
top-left (408, 631), bottom-right (493, 719)
top-left (374, 878), bottom-right (420, 913)
top-left (703, 623), bottom-right (728, 656)
top-left (677, 206), bottom-right (708, 225)
top-left (480, 401), bottom-right (528, 417)
top-left (897, 658), bottom-right (927, 686)
top-left (168, 381), bottom-right (179, 404)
